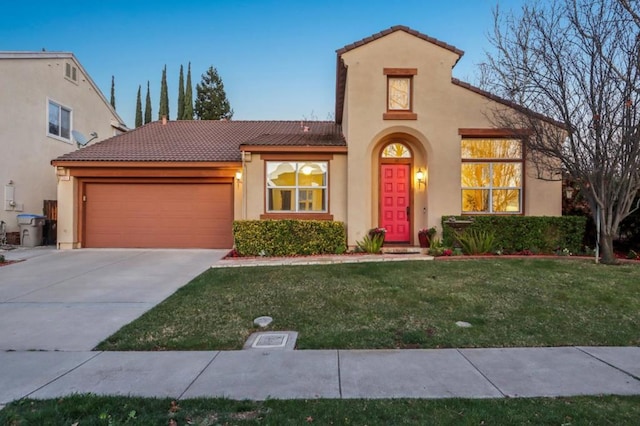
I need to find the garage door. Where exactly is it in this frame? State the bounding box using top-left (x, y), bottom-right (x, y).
top-left (84, 182), bottom-right (233, 248)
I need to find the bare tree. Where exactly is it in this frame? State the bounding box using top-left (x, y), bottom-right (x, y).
top-left (480, 0), bottom-right (640, 263)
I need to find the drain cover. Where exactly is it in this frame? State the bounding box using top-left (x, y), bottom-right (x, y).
top-left (252, 333), bottom-right (288, 348)
top-left (243, 331), bottom-right (298, 350)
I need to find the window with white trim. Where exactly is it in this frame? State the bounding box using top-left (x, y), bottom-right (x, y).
top-left (48, 100), bottom-right (72, 140)
top-left (461, 138), bottom-right (523, 213)
top-left (266, 161), bottom-right (328, 212)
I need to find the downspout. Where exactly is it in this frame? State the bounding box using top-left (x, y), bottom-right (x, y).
top-left (242, 151), bottom-right (247, 220)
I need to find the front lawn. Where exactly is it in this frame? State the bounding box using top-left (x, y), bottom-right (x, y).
top-left (3, 395), bottom-right (640, 425)
top-left (97, 259), bottom-right (640, 351)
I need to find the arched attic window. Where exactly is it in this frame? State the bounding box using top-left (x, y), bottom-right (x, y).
top-left (381, 142), bottom-right (412, 158)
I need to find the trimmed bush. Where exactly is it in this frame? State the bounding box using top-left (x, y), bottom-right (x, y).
top-left (441, 216), bottom-right (587, 254)
top-left (233, 220), bottom-right (347, 256)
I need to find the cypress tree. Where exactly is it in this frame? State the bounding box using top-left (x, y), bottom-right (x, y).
top-left (144, 81), bottom-right (152, 124)
top-left (183, 62), bottom-right (194, 120)
top-left (135, 85), bottom-right (142, 128)
top-left (195, 66), bottom-right (233, 120)
top-left (110, 75), bottom-right (116, 110)
top-left (177, 65), bottom-right (185, 120)
top-left (159, 65), bottom-right (169, 120)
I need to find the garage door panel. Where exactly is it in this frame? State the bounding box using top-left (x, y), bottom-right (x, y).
top-left (84, 183), bottom-right (233, 249)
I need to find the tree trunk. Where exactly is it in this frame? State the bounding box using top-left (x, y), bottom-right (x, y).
top-left (599, 232), bottom-right (617, 264)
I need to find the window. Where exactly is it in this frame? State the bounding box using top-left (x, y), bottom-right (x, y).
top-left (383, 68), bottom-right (417, 120)
top-left (382, 142), bottom-right (412, 158)
top-left (266, 161), bottom-right (328, 212)
top-left (48, 100), bottom-right (72, 140)
top-left (388, 77), bottom-right (411, 111)
top-left (461, 138), bottom-right (523, 213)
top-left (65, 62), bottom-right (78, 83)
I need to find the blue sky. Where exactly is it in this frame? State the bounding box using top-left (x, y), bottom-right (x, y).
top-left (1, 0), bottom-right (525, 128)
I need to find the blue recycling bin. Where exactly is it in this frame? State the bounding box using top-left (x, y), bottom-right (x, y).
top-left (17, 214), bottom-right (46, 247)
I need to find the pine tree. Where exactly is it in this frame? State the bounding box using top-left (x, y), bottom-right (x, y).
top-left (110, 75), bottom-right (116, 110)
top-left (144, 81), bottom-right (152, 124)
top-left (177, 65), bottom-right (185, 120)
top-left (135, 85), bottom-right (142, 128)
top-left (195, 66), bottom-right (233, 120)
top-left (159, 65), bottom-right (169, 120)
top-left (183, 62), bottom-right (194, 120)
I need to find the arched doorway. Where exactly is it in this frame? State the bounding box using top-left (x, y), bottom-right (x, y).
top-left (380, 142), bottom-right (412, 243)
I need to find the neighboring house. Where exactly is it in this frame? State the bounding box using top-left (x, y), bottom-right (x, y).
top-left (52, 26), bottom-right (561, 250)
top-left (0, 52), bottom-right (127, 240)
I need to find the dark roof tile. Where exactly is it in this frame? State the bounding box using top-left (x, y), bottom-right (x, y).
top-left (54, 120), bottom-right (345, 163)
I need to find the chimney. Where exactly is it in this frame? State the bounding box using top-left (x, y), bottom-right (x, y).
top-left (162, 115), bottom-right (167, 125)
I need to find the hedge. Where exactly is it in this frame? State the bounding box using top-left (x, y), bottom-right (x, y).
top-left (441, 215), bottom-right (587, 254)
top-left (233, 220), bottom-right (347, 256)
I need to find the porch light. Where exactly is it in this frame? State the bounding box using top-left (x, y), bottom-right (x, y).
top-left (235, 170), bottom-right (243, 182)
top-left (565, 185), bottom-right (575, 199)
top-left (416, 168), bottom-right (425, 188)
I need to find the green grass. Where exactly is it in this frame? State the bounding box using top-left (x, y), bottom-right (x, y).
top-left (3, 395), bottom-right (640, 425)
top-left (97, 259), bottom-right (640, 351)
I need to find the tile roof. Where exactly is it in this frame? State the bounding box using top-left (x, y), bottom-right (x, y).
top-left (242, 132), bottom-right (346, 147)
top-left (54, 120), bottom-right (345, 163)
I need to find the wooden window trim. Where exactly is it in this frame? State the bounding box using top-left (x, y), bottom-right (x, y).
top-left (384, 68), bottom-right (418, 76)
top-left (260, 213), bottom-right (333, 220)
top-left (260, 153), bottom-right (333, 161)
top-left (458, 128), bottom-right (532, 137)
top-left (383, 112), bottom-right (418, 120)
top-left (460, 137), bottom-right (526, 215)
top-left (263, 160), bottom-right (331, 215)
top-left (384, 68), bottom-right (417, 120)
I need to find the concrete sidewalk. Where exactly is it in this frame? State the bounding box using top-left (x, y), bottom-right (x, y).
top-left (1, 346), bottom-right (639, 404)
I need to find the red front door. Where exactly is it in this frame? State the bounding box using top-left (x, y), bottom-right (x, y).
top-left (380, 164), bottom-right (410, 243)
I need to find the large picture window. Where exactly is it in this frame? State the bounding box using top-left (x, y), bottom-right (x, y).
top-left (48, 100), bottom-right (71, 140)
top-left (461, 138), bottom-right (523, 213)
top-left (266, 161), bottom-right (328, 212)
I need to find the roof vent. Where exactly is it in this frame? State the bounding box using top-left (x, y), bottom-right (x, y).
top-left (303, 126), bottom-right (310, 133)
top-left (161, 115), bottom-right (167, 125)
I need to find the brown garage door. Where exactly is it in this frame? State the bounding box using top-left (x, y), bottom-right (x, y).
top-left (84, 182), bottom-right (233, 248)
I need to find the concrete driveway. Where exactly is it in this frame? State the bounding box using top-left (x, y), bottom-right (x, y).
top-left (0, 248), bottom-right (226, 351)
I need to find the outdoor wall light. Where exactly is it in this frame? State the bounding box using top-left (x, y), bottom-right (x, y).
top-left (416, 168), bottom-right (425, 188)
top-left (565, 186), bottom-right (574, 199)
top-left (235, 171), bottom-right (243, 182)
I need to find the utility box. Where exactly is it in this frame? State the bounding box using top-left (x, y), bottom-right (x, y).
top-left (17, 214), bottom-right (46, 247)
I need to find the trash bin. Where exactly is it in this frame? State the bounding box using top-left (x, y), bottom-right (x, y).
top-left (17, 214), bottom-right (46, 247)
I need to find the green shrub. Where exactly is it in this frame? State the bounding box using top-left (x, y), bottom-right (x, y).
top-left (457, 229), bottom-right (496, 255)
top-left (441, 216), bottom-right (586, 254)
top-left (233, 220), bottom-right (347, 256)
top-left (355, 234), bottom-right (384, 254)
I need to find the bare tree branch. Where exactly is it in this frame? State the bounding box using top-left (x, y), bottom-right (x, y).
top-left (482, 0), bottom-right (640, 263)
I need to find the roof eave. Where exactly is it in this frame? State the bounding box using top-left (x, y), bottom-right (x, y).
top-left (240, 145), bottom-right (348, 153)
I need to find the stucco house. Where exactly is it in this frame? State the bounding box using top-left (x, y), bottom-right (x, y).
top-left (52, 26), bottom-right (561, 249)
top-left (0, 52), bottom-right (126, 242)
